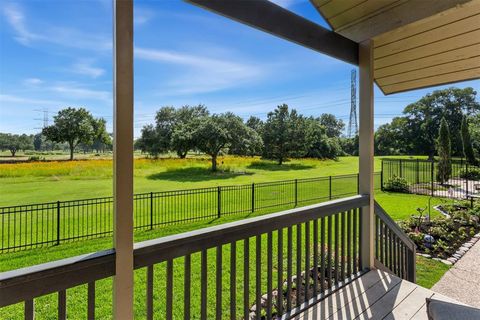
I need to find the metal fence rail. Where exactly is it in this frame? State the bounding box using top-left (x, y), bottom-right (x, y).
top-left (381, 158), bottom-right (480, 199)
top-left (0, 173), bottom-right (381, 253)
top-left (0, 195), bottom-right (370, 319)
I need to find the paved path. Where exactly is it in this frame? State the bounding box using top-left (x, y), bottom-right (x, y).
top-left (432, 238), bottom-right (480, 307)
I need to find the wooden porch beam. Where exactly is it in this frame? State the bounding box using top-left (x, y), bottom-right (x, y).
top-left (113, 0), bottom-right (134, 318)
top-left (185, 0), bottom-right (359, 65)
top-left (358, 39), bottom-right (375, 270)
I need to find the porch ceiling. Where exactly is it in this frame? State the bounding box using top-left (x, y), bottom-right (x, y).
top-left (311, 0), bottom-right (480, 94)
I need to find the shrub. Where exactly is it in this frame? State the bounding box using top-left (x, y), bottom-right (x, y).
top-left (459, 168), bottom-right (480, 181)
top-left (384, 175), bottom-right (409, 193)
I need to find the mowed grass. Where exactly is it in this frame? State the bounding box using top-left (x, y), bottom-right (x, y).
top-left (0, 155), bottom-right (424, 206)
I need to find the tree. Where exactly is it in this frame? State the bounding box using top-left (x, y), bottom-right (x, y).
top-left (402, 87), bottom-right (479, 159)
top-left (461, 116), bottom-right (477, 165)
top-left (319, 114), bottom-right (345, 138)
top-left (33, 133), bottom-right (43, 151)
top-left (304, 118), bottom-right (342, 159)
top-left (42, 107), bottom-right (96, 160)
top-left (262, 104), bottom-right (308, 164)
top-left (171, 122), bottom-right (196, 159)
top-left (136, 124), bottom-right (162, 157)
top-left (470, 113), bottom-right (480, 158)
top-left (171, 105), bottom-right (209, 158)
top-left (374, 117), bottom-right (409, 155)
top-left (91, 118), bottom-right (111, 153)
top-left (194, 114), bottom-right (238, 171)
top-left (0, 133), bottom-right (32, 156)
top-left (229, 125), bottom-right (263, 156)
top-left (436, 118), bottom-right (452, 184)
top-left (153, 106), bottom-right (177, 155)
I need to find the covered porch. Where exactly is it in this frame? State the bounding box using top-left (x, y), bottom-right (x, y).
top-left (1, 0), bottom-right (479, 319)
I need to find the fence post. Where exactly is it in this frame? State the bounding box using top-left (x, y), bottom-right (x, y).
top-left (431, 160), bottom-right (434, 197)
top-left (466, 162), bottom-right (469, 197)
top-left (294, 179), bottom-right (298, 207)
top-left (380, 161), bottom-right (384, 191)
top-left (416, 159), bottom-right (419, 184)
top-left (217, 186), bottom-right (221, 218)
top-left (329, 176), bottom-right (332, 200)
top-left (150, 192), bottom-right (153, 230)
top-left (56, 201), bottom-right (61, 245)
top-left (399, 159), bottom-right (403, 178)
top-left (251, 183), bottom-right (255, 213)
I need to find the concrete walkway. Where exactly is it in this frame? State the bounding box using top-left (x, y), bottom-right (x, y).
top-left (432, 237), bottom-right (480, 307)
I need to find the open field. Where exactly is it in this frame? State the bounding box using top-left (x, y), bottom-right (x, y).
top-left (0, 155), bottom-right (427, 206)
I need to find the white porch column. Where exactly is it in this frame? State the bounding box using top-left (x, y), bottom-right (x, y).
top-left (113, 0), bottom-right (134, 318)
top-left (358, 39), bottom-right (375, 270)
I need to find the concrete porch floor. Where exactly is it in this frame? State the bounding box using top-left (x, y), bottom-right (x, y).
top-left (294, 269), bottom-right (466, 320)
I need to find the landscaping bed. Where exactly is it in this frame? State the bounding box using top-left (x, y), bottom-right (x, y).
top-left (400, 201), bottom-right (480, 260)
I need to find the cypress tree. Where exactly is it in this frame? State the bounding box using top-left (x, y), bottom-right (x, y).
top-left (461, 116), bottom-right (478, 166)
top-left (436, 117), bottom-right (452, 184)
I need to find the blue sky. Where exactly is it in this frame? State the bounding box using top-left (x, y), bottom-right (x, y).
top-left (1, 0), bottom-right (478, 137)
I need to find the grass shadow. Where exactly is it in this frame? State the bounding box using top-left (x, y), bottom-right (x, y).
top-left (147, 167), bottom-right (254, 182)
top-left (247, 160), bottom-right (315, 171)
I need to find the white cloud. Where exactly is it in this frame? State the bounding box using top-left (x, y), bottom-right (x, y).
top-left (23, 78), bottom-right (44, 86)
top-left (50, 84), bottom-right (111, 102)
top-left (2, 3), bottom-right (38, 45)
top-left (0, 94), bottom-right (62, 106)
top-left (135, 47), bottom-right (265, 94)
top-left (1, 3), bottom-right (111, 51)
top-left (135, 7), bottom-right (154, 26)
top-left (71, 61), bottom-right (105, 78)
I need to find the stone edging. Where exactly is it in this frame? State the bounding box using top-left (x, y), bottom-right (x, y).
top-left (417, 233), bottom-right (480, 266)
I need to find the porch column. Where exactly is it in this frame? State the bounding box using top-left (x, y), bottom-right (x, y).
top-left (358, 39), bottom-right (375, 270)
top-left (113, 0), bottom-right (134, 318)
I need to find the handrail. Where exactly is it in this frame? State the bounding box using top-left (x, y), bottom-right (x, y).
top-left (0, 250), bottom-right (115, 307)
top-left (134, 194), bottom-right (369, 268)
top-left (0, 195), bottom-right (369, 309)
top-left (374, 201), bottom-right (415, 251)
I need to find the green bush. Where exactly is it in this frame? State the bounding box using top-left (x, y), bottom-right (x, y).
top-left (384, 175), bottom-right (410, 193)
top-left (460, 168), bottom-right (480, 180)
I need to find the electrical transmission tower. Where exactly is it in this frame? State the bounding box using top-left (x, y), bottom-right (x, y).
top-left (348, 69), bottom-right (358, 137)
top-left (34, 108), bottom-right (49, 130)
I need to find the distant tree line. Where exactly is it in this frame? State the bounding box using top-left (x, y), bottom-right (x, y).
top-left (375, 87), bottom-right (480, 162)
top-left (0, 107), bottom-right (111, 160)
top-left (135, 104), bottom-right (351, 171)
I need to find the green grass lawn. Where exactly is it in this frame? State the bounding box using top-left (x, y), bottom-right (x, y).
top-left (416, 255), bottom-right (451, 289)
top-left (0, 155), bottom-right (424, 206)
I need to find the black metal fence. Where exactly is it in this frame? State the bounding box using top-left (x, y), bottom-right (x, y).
top-left (381, 158), bottom-right (480, 199)
top-left (0, 173), bottom-right (381, 253)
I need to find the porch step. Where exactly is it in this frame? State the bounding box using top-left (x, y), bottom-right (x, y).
top-left (293, 269), bottom-right (467, 320)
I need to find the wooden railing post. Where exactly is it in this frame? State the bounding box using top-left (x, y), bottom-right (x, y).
top-left (113, 0), bottom-right (134, 318)
top-left (358, 39), bottom-right (375, 271)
